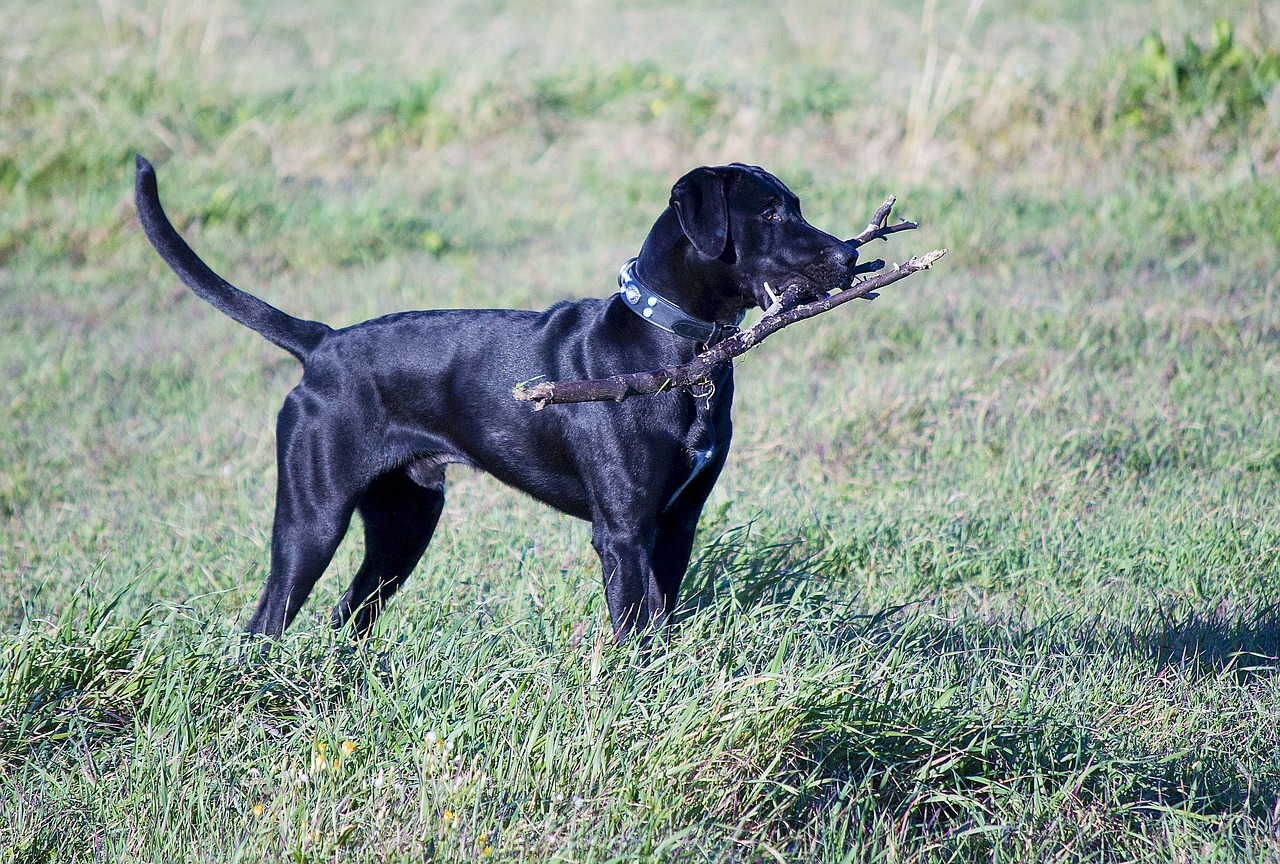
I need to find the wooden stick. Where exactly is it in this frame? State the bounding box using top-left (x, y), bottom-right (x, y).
top-left (513, 249), bottom-right (947, 409)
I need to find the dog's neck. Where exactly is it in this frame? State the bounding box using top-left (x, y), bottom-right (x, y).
top-left (633, 208), bottom-right (752, 328)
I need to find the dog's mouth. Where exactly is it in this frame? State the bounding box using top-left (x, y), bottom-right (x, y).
top-left (755, 266), bottom-right (852, 314)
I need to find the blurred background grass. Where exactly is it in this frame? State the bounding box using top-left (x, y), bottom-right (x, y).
top-left (2, 0), bottom-right (1280, 860)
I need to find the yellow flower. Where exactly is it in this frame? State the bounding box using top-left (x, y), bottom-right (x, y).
top-left (316, 741), bottom-right (327, 754)
top-left (340, 740), bottom-right (357, 757)
top-left (312, 752), bottom-right (328, 772)
top-left (443, 809), bottom-right (454, 821)
top-left (252, 803), bottom-right (264, 818)
top-left (482, 846), bottom-right (493, 856)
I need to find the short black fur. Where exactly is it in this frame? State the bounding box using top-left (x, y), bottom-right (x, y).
top-left (135, 156), bottom-right (858, 639)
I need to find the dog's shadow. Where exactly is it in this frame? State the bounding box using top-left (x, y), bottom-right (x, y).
top-left (681, 523), bottom-right (1280, 679)
top-left (894, 603), bottom-right (1280, 681)
top-left (682, 571), bottom-right (1280, 828)
top-left (1108, 606), bottom-right (1280, 677)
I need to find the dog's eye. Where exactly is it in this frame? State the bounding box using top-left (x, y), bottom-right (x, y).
top-left (760, 210), bottom-right (780, 222)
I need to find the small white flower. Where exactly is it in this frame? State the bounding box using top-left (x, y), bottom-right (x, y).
top-left (572, 794), bottom-right (584, 809)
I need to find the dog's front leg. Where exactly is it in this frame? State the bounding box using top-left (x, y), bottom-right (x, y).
top-left (590, 523), bottom-right (656, 642)
top-left (647, 506), bottom-right (702, 631)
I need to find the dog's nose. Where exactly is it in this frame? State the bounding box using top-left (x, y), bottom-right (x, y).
top-left (825, 242), bottom-right (858, 270)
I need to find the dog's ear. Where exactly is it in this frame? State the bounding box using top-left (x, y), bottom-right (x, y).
top-left (670, 167), bottom-right (729, 259)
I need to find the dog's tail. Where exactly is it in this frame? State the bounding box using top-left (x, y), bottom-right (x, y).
top-left (134, 155), bottom-right (330, 362)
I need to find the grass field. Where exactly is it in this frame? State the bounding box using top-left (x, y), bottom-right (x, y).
top-left (3, 0), bottom-right (1280, 860)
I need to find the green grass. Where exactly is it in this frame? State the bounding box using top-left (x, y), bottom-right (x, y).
top-left (3, 0), bottom-right (1280, 860)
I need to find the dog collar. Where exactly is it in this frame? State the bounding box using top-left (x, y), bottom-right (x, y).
top-left (617, 258), bottom-right (742, 346)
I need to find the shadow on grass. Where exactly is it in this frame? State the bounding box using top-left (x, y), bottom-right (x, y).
top-left (686, 523), bottom-right (1280, 674)
top-left (680, 523), bottom-right (832, 617)
top-left (771, 604), bottom-right (1280, 852)
top-left (1121, 606), bottom-right (1280, 676)
top-left (675, 526), bottom-right (1280, 844)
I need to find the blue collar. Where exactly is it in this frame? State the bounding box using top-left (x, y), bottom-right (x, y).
top-left (617, 258), bottom-right (742, 346)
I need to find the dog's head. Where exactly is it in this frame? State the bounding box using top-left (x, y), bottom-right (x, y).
top-left (669, 164), bottom-right (858, 311)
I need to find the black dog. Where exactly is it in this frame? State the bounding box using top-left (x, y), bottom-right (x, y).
top-left (135, 156), bottom-right (861, 640)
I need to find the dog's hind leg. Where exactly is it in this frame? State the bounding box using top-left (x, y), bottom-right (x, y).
top-left (333, 466), bottom-right (445, 636)
top-left (245, 396), bottom-right (365, 637)
top-left (246, 482), bottom-right (356, 638)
